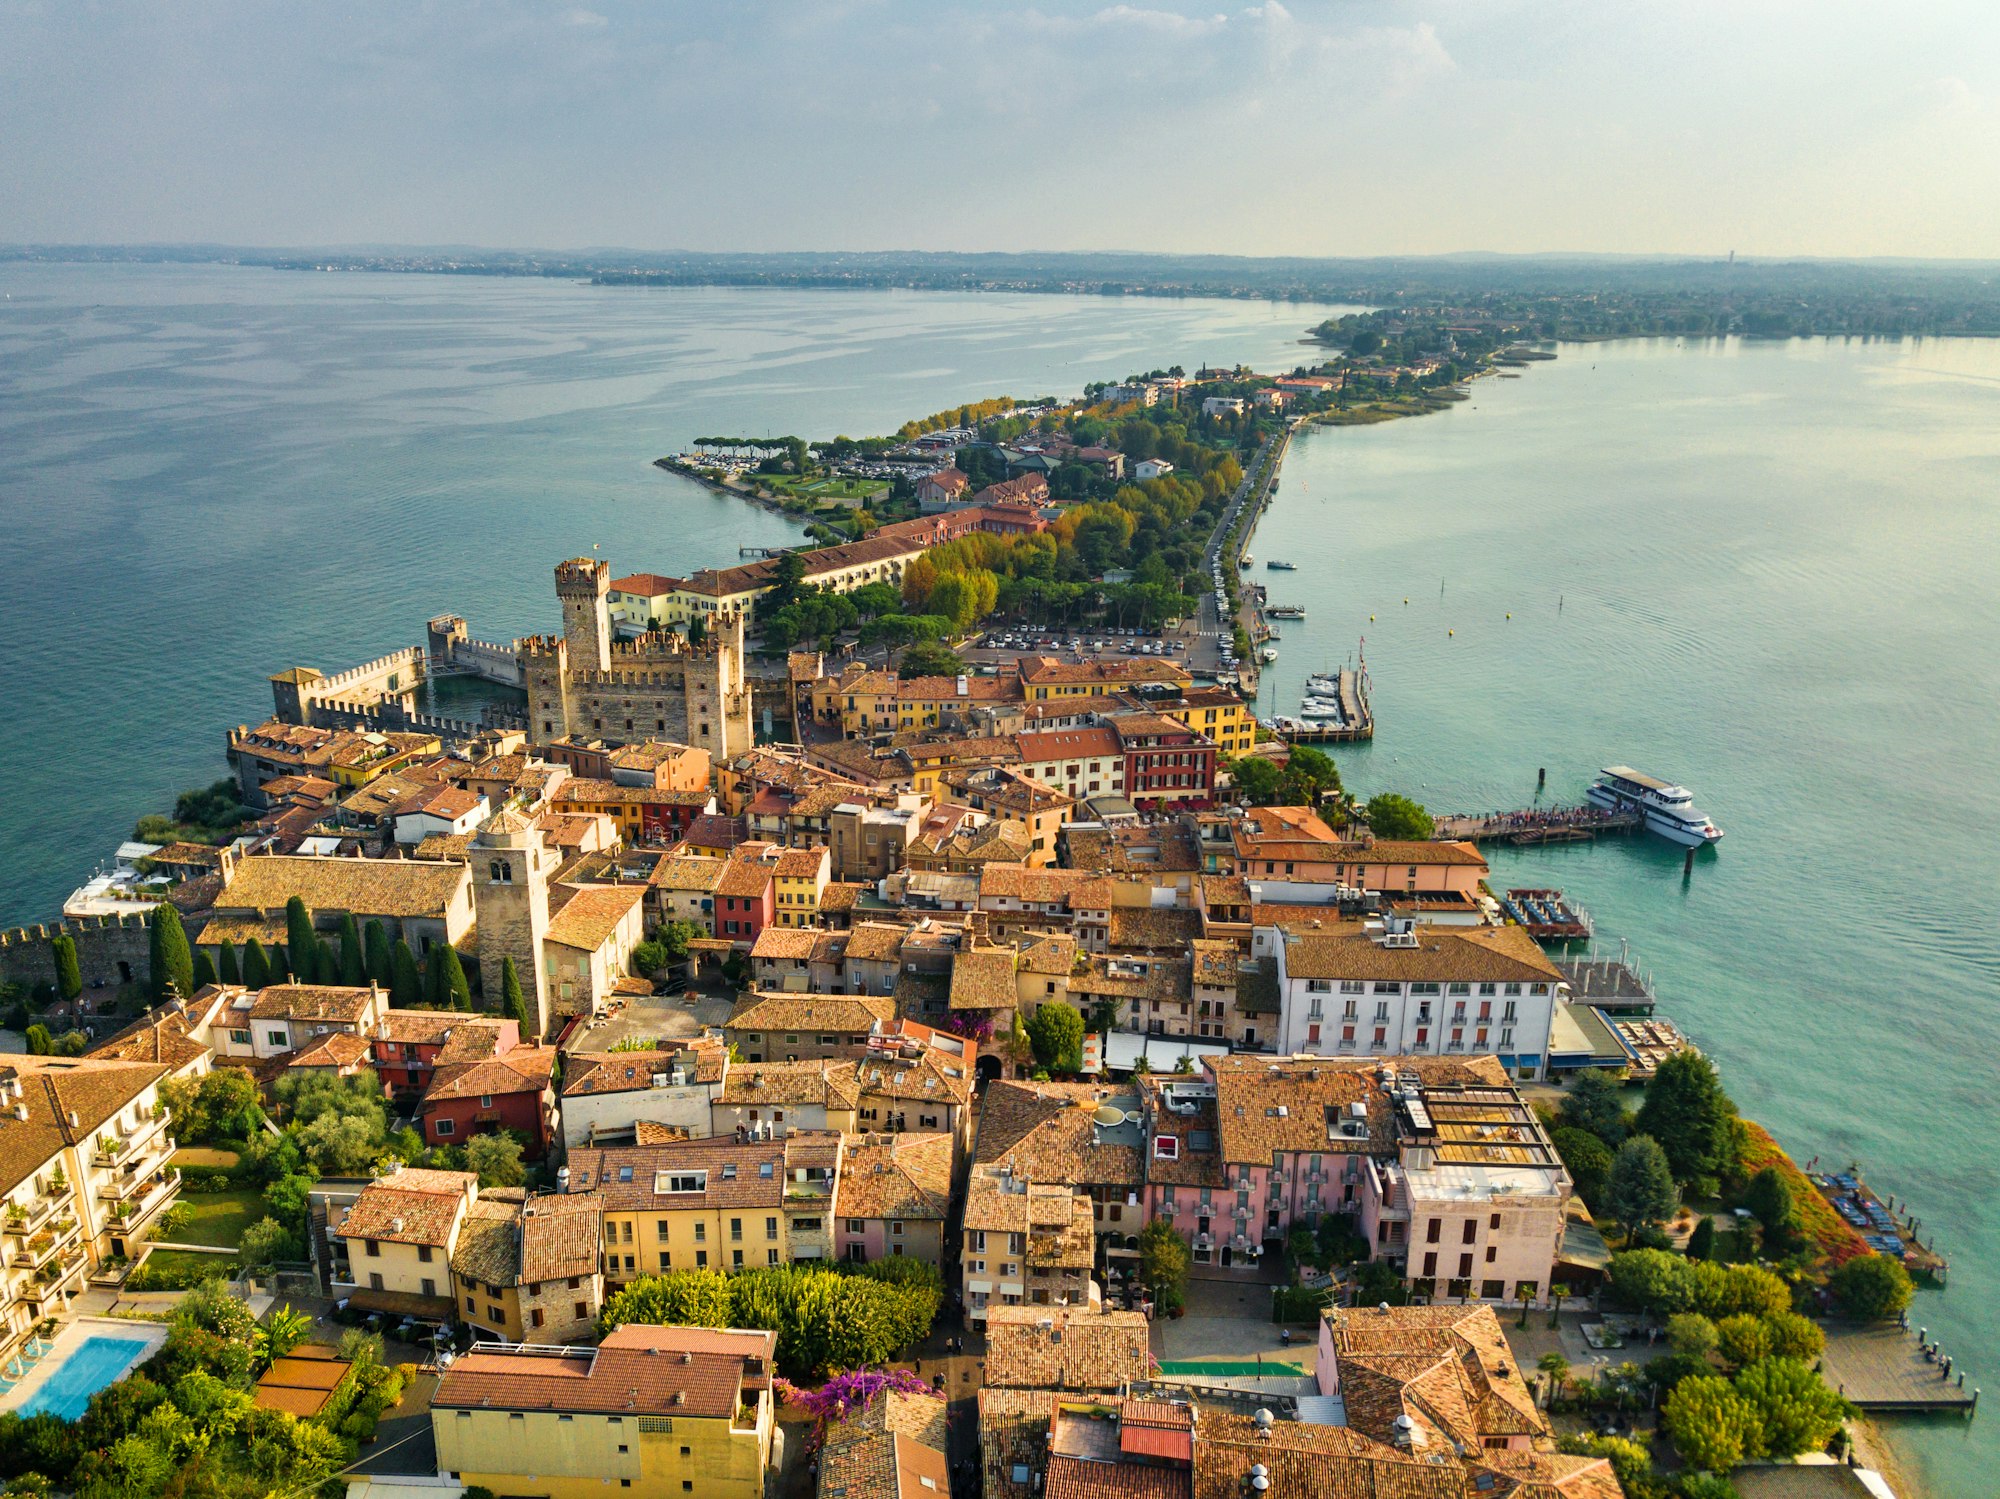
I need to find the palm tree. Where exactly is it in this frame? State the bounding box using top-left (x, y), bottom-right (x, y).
top-left (1548, 1281), bottom-right (1571, 1329)
top-left (1538, 1352), bottom-right (1570, 1410)
top-left (253, 1303), bottom-right (312, 1372)
top-left (1516, 1282), bottom-right (1537, 1328)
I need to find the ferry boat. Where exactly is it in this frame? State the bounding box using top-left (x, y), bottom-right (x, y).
top-left (1586, 766), bottom-right (1725, 847)
top-left (1267, 605), bottom-right (1307, 620)
top-left (1266, 559), bottom-right (1297, 571)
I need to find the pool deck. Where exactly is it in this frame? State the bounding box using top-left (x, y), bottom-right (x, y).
top-left (0, 1314), bottom-right (167, 1415)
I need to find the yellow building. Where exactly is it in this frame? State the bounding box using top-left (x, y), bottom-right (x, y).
top-left (325, 730), bottom-right (442, 789)
top-left (1150, 687), bottom-right (1254, 757)
top-left (566, 1134), bottom-right (843, 1284)
top-left (771, 846), bottom-right (830, 928)
top-left (449, 1189), bottom-right (605, 1344)
top-left (1019, 656), bottom-right (1191, 702)
top-left (431, 1323), bottom-right (777, 1499)
top-left (330, 1166), bottom-right (478, 1319)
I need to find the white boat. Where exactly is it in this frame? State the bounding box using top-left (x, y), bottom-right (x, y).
top-left (1586, 766), bottom-right (1725, 847)
top-left (1303, 672), bottom-right (1341, 694)
top-left (1240, 554), bottom-right (1253, 568)
top-left (1266, 560), bottom-right (1297, 571)
top-left (1259, 647), bottom-right (1278, 663)
top-left (1299, 699), bottom-right (1346, 722)
top-left (1268, 605), bottom-right (1307, 620)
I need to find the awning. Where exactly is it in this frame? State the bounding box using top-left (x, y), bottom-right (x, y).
top-left (1558, 1213), bottom-right (1612, 1273)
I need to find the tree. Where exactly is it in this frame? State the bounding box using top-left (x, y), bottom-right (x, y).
top-left (1714, 1314), bottom-right (1771, 1370)
top-left (466, 1132), bottom-right (526, 1189)
top-left (284, 898), bottom-right (317, 979)
top-left (1667, 1312), bottom-right (1720, 1362)
top-left (1363, 793), bottom-right (1433, 840)
top-left (24, 1024), bottom-right (52, 1056)
top-left (252, 1305), bottom-right (312, 1372)
top-left (1763, 1310), bottom-right (1825, 1364)
top-left (1228, 755), bottom-right (1282, 804)
top-left (1607, 1249), bottom-right (1695, 1316)
top-left (1663, 1373), bottom-right (1766, 1472)
top-left (1828, 1254), bottom-right (1913, 1321)
top-left (364, 919), bottom-right (393, 986)
top-left (430, 943), bottom-right (472, 1011)
top-left (267, 943), bottom-right (291, 983)
top-left (216, 938), bottom-right (240, 986)
top-left (390, 939), bottom-right (424, 1007)
top-left (241, 937), bottom-right (271, 990)
top-left (499, 956), bottom-right (531, 1031)
top-left (1635, 1051), bottom-right (1738, 1186)
top-left (148, 903), bottom-right (194, 1002)
top-left (1559, 1069), bottom-right (1629, 1145)
top-left (1024, 1000), bottom-right (1084, 1073)
top-left (335, 913), bottom-right (366, 987)
top-left (1733, 1357), bottom-right (1852, 1458)
top-left (1607, 1135), bottom-right (1677, 1237)
top-left (191, 950), bottom-right (218, 989)
top-left (1742, 1166), bottom-right (1798, 1253)
top-left (1537, 1351), bottom-right (1570, 1408)
top-left (238, 1217), bottom-right (297, 1272)
top-left (897, 639), bottom-right (964, 679)
top-left (1136, 1218), bottom-right (1191, 1316)
top-left (1690, 1262), bottom-right (1791, 1320)
top-left (1687, 1215), bottom-right (1718, 1262)
top-left (1550, 1127), bottom-right (1613, 1208)
top-left (50, 933), bottom-right (82, 1003)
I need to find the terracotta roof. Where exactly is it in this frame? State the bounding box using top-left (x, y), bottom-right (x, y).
top-left (984, 1307), bottom-right (1150, 1391)
top-left (1016, 934), bottom-right (1081, 976)
top-left (422, 1046), bottom-right (556, 1103)
top-left (974, 1080), bottom-right (1144, 1188)
top-left (544, 884), bottom-right (647, 951)
top-left (610, 572), bottom-right (679, 596)
top-left (212, 853), bottom-right (467, 919)
top-left (831, 1132), bottom-right (952, 1221)
top-left (0, 1056), bottom-right (171, 1197)
top-left (1206, 1054), bottom-right (1507, 1165)
top-left (651, 854), bottom-right (728, 893)
top-left (715, 860), bottom-right (774, 899)
top-left (564, 1135), bottom-right (837, 1210)
top-left (289, 1031), bottom-right (373, 1070)
top-left (751, 926), bottom-right (820, 960)
top-left (717, 1059), bottom-right (860, 1109)
top-left (978, 864), bottom-right (1093, 905)
top-left (249, 983), bottom-right (378, 1022)
top-left (564, 1044), bottom-right (724, 1097)
top-left (729, 992), bottom-right (893, 1035)
top-left (842, 923), bottom-right (909, 961)
top-left (1322, 1302), bottom-right (1548, 1453)
top-left (980, 1389), bottom-right (1053, 1499)
top-left (433, 1324), bottom-right (774, 1420)
top-left (818, 881), bottom-right (866, 914)
top-left (1105, 908), bottom-right (1202, 951)
top-left (86, 1005), bottom-right (210, 1073)
top-left (1277, 922), bottom-right (1562, 985)
top-left (852, 1047), bottom-right (973, 1107)
top-left (254, 1348), bottom-right (350, 1418)
top-left (337, 1169), bottom-right (474, 1247)
top-left (1191, 1412), bottom-right (1462, 1499)
top-left (1018, 727), bottom-right (1121, 762)
top-left (948, 946), bottom-right (1018, 1010)
top-left (963, 1172), bottom-right (1093, 1265)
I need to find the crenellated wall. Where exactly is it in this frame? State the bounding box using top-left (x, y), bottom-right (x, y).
top-left (0, 913), bottom-right (155, 991)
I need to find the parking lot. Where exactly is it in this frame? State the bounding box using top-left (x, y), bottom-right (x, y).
top-left (962, 626), bottom-right (1191, 666)
top-left (568, 987), bottom-right (736, 1051)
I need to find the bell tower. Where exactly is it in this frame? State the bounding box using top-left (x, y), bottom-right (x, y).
top-left (471, 809), bottom-right (557, 1039)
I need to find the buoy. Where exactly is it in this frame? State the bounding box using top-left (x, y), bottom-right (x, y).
top-left (1447, 630), bottom-right (1454, 637)
top-left (1369, 615), bottom-right (1375, 622)
top-left (1505, 613), bottom-right (1511, 620)
top-left (1403, 598), bottom-right (1408, 605)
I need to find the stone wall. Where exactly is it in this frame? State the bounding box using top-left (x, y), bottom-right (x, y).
top-left (0, 913), bottom-right (155, 991)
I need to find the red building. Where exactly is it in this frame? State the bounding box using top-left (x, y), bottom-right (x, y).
top-left (1113, 713), bottom-right (1218, 810)
top-left (417, 1046), bottom-right (559, 1158)
top-left (713, 859), bottom-right (775, 945)
top-left (371, 1011), bottom-right (521, 1100)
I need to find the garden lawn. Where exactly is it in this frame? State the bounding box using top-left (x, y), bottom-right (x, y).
top-left (135, 1247), bottom-right (237, 1284)
top-left (169, 1188), bottom-right (267, 1246)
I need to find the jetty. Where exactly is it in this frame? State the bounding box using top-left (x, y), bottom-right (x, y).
top-left (1278, 666), bottom-right (1373, 743)
top-left (1500, 888), bottom-right (1592, 942)
top-left (1809, 1168), bottom-right (1949, 1283)
top-left (1432, 805), bottom-right (1640, 844)
top-left (1820, 1322), bottom-right (1975, 1414)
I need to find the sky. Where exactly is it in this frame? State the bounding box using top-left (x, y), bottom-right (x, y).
top-left (3, 0), bottom-right (1997, 259)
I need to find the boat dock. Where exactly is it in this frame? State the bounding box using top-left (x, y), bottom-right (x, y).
top-left (1278, 666), bottom-right (1373, 742)
top-left (1500, 888), bottom-right (1592, 941)
top-left (1433, 805), bottom-right (1641, 844)
top-left (1555, 957), bottom-right (1657, 1015)
top-left (1809, 1168), bottom-right (1950, 1283)
top-left (1820, 1322), bottom-right (1976, 1414)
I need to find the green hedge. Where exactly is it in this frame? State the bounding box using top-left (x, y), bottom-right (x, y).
top-left (1272, 1284), bottom-right (1334, 1324)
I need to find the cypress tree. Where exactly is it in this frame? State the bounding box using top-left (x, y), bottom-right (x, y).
top-left (217, 938), bottom-right (241, 986)
top-left (50, 932), bottom-right (83, 1003)
top-left (268, 944), bottom-right (291, 984)
top-left (500, 957), bottom-right (531, 1032)
top-left (426, 946), bottom-right (446, 1008)
top-left (338, 913), bottom-right (366, 987)
top-left (242, 937), bottom-right (271, 990)
top-left (364, 920), bottom-right (393, 986)
top-left (432, 944), bottom-right (472, 1011)
top-left (390, 940), bottom-right (424, 1008)
top-left (316, 939), bottom-right (342, 986)
top-left (148, 903), bottom-right (194, 1002)
top-left (192, 950), bottom-right (218, 990)
top-left (285, 897), bottom-right (317, 972)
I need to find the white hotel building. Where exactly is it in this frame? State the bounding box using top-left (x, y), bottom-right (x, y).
top-left (1261, 919), bottom-right (1565, 1080)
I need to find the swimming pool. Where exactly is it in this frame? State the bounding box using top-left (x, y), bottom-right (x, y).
top-left (16, 1334), bottom-right (154, 1421)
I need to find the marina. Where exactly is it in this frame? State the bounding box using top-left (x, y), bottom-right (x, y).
top-left (1432, 805), bottom-right (1642, 844)
top-left (1810, 1168), bottom-right (1950, 1284)
top-left (1273, 663), bottom-right (1372, 742)
top-left (1499, 887), bottom-right (1592, 941)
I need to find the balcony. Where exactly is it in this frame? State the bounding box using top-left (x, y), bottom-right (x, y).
top-left (2, 1194), bottom-right (63, 1238)
top-left (93, 1109), bottom-right (173, 1169)
top-left (107, 1171), bottom-right (181, 1232)
top-left (15, 1216), bottom-right (81, 1272)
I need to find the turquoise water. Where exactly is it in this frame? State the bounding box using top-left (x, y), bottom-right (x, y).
top-left (0, 263), bottom-right (1352, 924)
top-left (1251, 336), bottom-right (2000, 1497)
top-left (18, 1334), bottom-right (153, 1420)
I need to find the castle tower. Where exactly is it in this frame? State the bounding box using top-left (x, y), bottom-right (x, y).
top-left (554, 558), bottom-right (611, 675)
top-left (471, 808), bottom-right (558, 1038)
top-left (683, 609), bottom-right (753, 757)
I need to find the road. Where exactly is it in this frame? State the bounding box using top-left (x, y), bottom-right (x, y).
top-left (1190, 428), bottom-right (1289, 683)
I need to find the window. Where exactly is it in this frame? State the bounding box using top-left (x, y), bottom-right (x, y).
top-left (365, 1240), bottom-right (381, 1258)
top-left (421, 1277), bottom-right (436, 1298)
top-left (488, 1304), bottom-right (503, 1323)
top-left (435, 1118), bottom-right (455, 1137)
top-left (1459, 1253), bottom-right (1474, 1279)
top-left (417, 1245), bottom-right (433, 1263)
top-left (229, 1029), bottom-right (251, 1045)
top-left (659, 1251), bottom-right (670, 1270)
top-left (1462, 1219), bottom-right (1477, 1244)
top-left (531, 1309), bottom-right (545, 1329)
top-left (1426, 1218), bottom-right (1441, 1243)
top-left (266, 1029), bottom-right (288, 1047)
top-left (732, 1249), bottom-right (744, 1268)
top-left (575, 1301), bottom-right (588, 1319)
top-left (765, 1217), bottom-right (778, 1239)
top-left (730, 1218), bottom-right (743, 1241)
top-left (369, 1272), bottom-right (384, 1291)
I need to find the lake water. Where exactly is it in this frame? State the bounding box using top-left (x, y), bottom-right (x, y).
top-left (1251, 335), bottom-right (2000, 1498)
top-left (3, 270), bottom-right (1996, 1494)
top-left (0, 263), bottom-right (1349, 923)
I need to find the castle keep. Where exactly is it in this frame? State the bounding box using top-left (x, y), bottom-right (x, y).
top-left (520, 558), bottom-right (752, 759)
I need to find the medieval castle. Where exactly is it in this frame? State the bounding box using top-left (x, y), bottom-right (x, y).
top-left (519, 558), bottom-right (753, 759)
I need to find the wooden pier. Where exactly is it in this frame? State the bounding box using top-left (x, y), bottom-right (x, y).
top-left (1820, 1322), bottom-right (1977, 1415)
top-left (1277, 667), bottom-right (1373, 743)
top-left (1432, 806), bottom-right (1641, 844)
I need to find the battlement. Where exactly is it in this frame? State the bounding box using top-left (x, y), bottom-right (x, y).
top-left (296, 647), bottom-right (426, 698)
top-left (519, 634), bottom-right (568, 659)
top-left (555, 557), bottom-right (610, 592)
top-left (311, 697), bottom-right (489, 742)
top-left (0, 911), bottom-right (154, 948)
